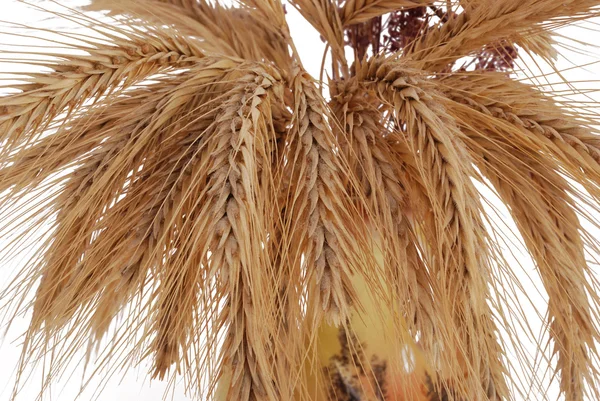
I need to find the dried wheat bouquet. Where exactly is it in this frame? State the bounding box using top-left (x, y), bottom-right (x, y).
top-left (1, 0), bottom-right (600, 400)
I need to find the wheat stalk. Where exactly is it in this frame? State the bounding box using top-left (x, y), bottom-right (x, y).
top-left (288, 1), bottom-right (348, 77)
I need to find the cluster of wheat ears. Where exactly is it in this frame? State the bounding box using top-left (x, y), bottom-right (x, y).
top-left (1, 0), bottom-right (600, 400)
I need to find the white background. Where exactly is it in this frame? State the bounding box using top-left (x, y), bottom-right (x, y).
top-left (0, 1), bottom-right (599, 400)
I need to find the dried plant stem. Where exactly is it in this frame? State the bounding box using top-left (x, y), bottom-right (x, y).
top-left (288, 1), bottom-right (348, 78)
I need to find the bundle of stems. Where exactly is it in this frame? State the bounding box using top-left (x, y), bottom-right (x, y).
top-left (1, 1), bottom-right (600, 400)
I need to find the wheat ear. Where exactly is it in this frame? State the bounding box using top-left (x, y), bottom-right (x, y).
top-left (21, 60), bottom-right (227, 330)
top-left (340, 0), bottom-right (434, 26)
top-left (2, 57), bottom-right (250, 398)
top-left (438, 72), bottom-right (600, 202)
top-left (86, 0), bottom-right (293, 71)
top-left (469, 133), bottom-right (598, 398)
top-left (479, 140), bottom-right (597, 401)
top-left (358, 57), bottom-right (508, 400)
top-left (208, 65), bottom-right (285, 401)
top-left (329, 80), bottom-right (437, 362)
top-left (0, 80), bottom-right (187, 195)
top-left (442, 77), bottom-right (600, 401)
top-left (284, 70), bottom-right (364, 328)
top-left (0, 25), bottom-right (203, 158)
top-left (405, 0), bottom-right (600, 71)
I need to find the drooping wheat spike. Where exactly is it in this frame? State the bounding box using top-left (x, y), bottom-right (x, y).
top-left (209, 65), bottom-right (287, 401)
top-left (472, 136), bottom-right (596, 401)
top-left (6, 59), bottom-right (255, 392)
top-left (4, 72), bottom-right (219, 342)
top-left (262, 70), bottom-right (373, 400)
top-left (86, 0), bottom-right (294, 71)
top-left (283, 70), bottom-right (365, 328)
top-left (21, 59), bottom-right (231, 333)
top-left (439, 73), bottom-right (600, 401)
top-left (3, 1), bottom-right (600, 401)
top-left (438, 72), bottom-right (600, 198)
top-left (325, 79), bottom-right (452, 401)
top-left (117, 61), bottom-right (247, 380)
top-left (356, 56), bottom-right (508, 399)
top-left (404, 0), bottom-right (600, 71)
top-left (329, 79), bottom-right (437, 358)
top-left (0, 24), bottom-right (204, 159)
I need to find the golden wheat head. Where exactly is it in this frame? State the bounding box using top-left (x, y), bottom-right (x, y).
top-left (1, 1), bottom-right (600, 401)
